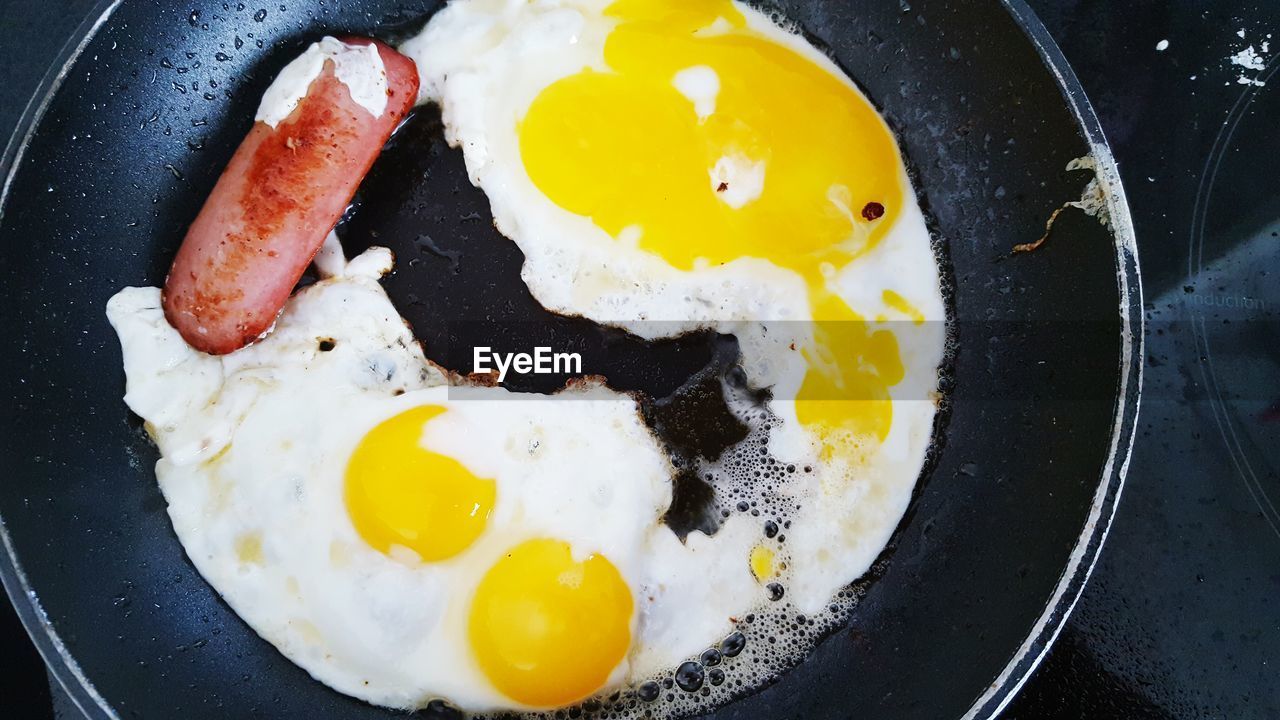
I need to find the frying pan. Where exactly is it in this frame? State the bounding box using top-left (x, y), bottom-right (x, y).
top-left (0, 0), bottom-right (1142, 718)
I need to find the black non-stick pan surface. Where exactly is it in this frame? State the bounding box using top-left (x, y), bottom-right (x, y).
top-left (0, 1), bottom-right (1142, 718)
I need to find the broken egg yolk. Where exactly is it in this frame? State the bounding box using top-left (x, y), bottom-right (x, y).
top-left (520, 0), bottom-right (908, 447)
top-left (469, 539), bottom-right (633, 707)
top-left (345, 406), bottom-right (495, 561)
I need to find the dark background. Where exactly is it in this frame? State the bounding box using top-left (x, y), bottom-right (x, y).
top-left (1, 1), bottom-right (1276, 718)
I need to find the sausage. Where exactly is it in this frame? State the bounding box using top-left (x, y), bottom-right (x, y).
top-left (162, 37), bottom-right (419, 355)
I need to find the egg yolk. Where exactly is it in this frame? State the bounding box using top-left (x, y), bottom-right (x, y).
top-left (344, 406), bottom-right (495, 562)
top-left (520, 0), bottom-right (908, 449)
top-left (749, 544), bottom-right (775, 581)
top-left (883, 289), bottom-right (926, 325)
top-left (469, 539), bottom-right (633, 707)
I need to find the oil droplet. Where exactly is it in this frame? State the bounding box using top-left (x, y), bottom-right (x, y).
top-left (675, 661), bottom-right (704, 692)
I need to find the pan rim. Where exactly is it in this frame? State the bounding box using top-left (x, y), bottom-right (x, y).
top-left (960, 2), bottom-right (1144, 718)
top-left (0, 1), bottom-right (1143, 719)
top-left (0, 1), bottom-right (127, 715)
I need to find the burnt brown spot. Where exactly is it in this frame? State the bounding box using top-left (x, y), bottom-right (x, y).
top-left (464, 370), bottom-right (501, 386)
top-left (717, 182), bottom-right (729, 192)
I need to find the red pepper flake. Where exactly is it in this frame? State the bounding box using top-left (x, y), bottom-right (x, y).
top-left (861, 201), bottom-right (885, 221)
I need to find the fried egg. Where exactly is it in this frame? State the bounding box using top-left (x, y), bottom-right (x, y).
top-left (403, 0), bottom-right (947, 694)
top-left (107, 250), bottom-right (681, 711)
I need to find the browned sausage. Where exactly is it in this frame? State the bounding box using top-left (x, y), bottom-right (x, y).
top-left (162, 37), bottom-right (419, 355)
